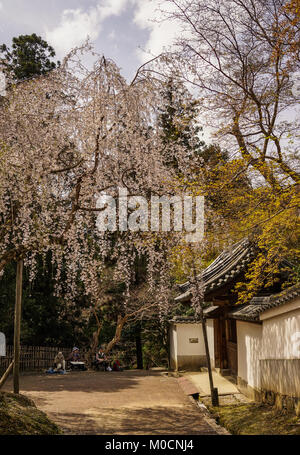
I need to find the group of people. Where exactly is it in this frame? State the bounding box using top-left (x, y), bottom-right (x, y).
top-left (50, 347), bottom-right (82, 374)
top-left (50, 346), bottom-right (122, 373)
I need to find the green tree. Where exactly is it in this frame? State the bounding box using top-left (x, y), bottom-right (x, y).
top-left (158, 78), bottom-right (230, 179)
top-left (0, 33), bottom-right (59, 81)
top-left (0, 255), bottom-right (91, 347)
top-left (158, 78), bottom-right (205, 171)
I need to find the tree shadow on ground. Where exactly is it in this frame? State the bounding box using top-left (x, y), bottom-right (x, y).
top-left (3, 370), bottom-right (162, 394)
top-left (53, 406), bottom-right (217, 435)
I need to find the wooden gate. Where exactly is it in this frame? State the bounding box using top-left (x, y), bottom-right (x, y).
top-left (226, 319), bottom-right (238, 376)
top-left (227, 341), bottom-right (238, 376)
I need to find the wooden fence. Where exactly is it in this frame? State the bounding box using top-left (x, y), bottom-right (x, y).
top-left (0, 342), bottom-right (138, 375)
top-left (0, 345), bottom-right (73, 375)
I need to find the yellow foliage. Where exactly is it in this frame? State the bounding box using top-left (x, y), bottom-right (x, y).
top-left (170, 150), bottom-right (299, 303)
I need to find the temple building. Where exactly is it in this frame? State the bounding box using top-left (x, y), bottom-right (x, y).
top-left (170, 239), bottom-right (300, 412)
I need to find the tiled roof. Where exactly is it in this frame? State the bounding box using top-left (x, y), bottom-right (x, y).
top-left (203, 305), bottom-right (220, 316)
top-left (175, 239), bottom-right (256, 302)
top-left (169, 316), bottom-right (201, 324)
top-left (169, 306), bottom-right (220, 323)
top-left (228, 284), bottom-right (300, 322)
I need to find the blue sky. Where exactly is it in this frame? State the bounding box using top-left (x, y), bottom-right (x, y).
top-left (0, 0), bottom-right (178, 80)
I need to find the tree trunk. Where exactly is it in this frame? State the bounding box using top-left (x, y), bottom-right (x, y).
top-left (135, 323), bottom-right (143, 369)
top-left (105, 314), bottom-right (129, 354)
top-left (88, 309), bottom-right (102, 364)
top-left (104, 303), bottom-right (157, 356)
top-left (0, 361), bottom-right (14, 390)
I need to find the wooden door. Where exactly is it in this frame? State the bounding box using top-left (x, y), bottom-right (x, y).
top-left (214, 316), bottom-right (228, 370)
top-left (226, 319), bottom-right (238, 376)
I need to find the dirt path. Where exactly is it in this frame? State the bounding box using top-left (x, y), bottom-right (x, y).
top-left (4, 370), bottom-right (219, 435)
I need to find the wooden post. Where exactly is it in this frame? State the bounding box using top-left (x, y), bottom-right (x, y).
top-left (13, 259), bottom-right (23, 394)
top-left (189, 248), bottom-right (219, 407)
top-left (200, 313), bottom-right (219, 406)
top-left (0, 360), bottom-right (14, 390)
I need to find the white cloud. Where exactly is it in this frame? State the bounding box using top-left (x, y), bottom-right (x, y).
top-left (108, 30), bottom-right (116, 40)
top-left (44, 0), bottom-right (180, 62)
top-left (98, 0), bottom-right (130, 20)
top-left (0, 2), bottom-right (2, 10)
top-left (45, 0), bottom-right (130, 58)
top-left (133, 0), bottom-right (179, 62)
top-left (45, 8), bottom-right (100, 57)
top-left (44, 0), bottom-right (180, 63)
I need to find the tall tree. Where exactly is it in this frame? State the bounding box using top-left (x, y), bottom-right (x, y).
top-left (0, 47), bottom-right (189, 352)
top-left (157, 78), bottom-right (230, 187)
top-left (158, 78), bottom-right (205, 172)
top-left (0, 33), bottom-right (59, 81)
top-left (154, 0), bottom-right (300, 299)
top-left (0, 256), bottom-right (90, 347)
top-left (161, 0), bottom-right (299, 187)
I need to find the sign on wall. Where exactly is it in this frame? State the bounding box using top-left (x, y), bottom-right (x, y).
top-left (189, 338), bottom-right (199, 344)
top-left (0, 332), bottom-right (6, 356)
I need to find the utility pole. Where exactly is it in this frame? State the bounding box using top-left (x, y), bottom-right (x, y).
top-left (13, 259), bottom-right (23, 394)
top-left (200, 308), bottom-right (219, 406)
top-left (190, 249), bottom-right (219, 407)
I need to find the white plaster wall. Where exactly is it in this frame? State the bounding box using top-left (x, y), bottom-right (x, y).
top-left (237, 300), bottom-right (300, 394)
top-left (169, 324), bottom-right (178, 363)
top-left (176, 320), bottom-right (215, 367)
top-left (177, 324), bottom-right (204, 355)
top-left (259, 301), bottom-right (300, 396)
top-left (261, 307), bottom-right (300, 359)
top-left (237, 321), bottom-right (262, 389)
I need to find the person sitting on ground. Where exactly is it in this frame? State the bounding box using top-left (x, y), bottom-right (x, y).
top-left (112, 359), bottom-right (123, 372)
top-left (67, 347), bottom-right (87, 370)
top-left (95, 347), bottom-right (109, 371)
top-left (54, 351), bottom-right (66, 372)
top-left (67, 347), bottom-right (81, 362)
